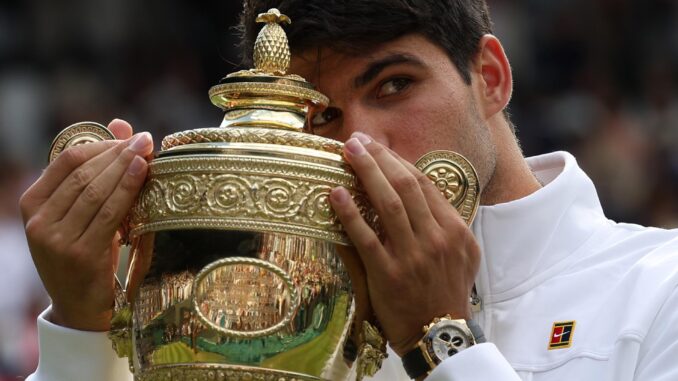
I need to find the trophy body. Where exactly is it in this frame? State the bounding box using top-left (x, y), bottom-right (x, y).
top-left (123, 126), bottom-right (365, 380)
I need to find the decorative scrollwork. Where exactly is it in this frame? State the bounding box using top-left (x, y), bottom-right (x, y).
top-left (260, 178), bottom-right (309, 218)
top-left (166, 174), bottom-right (202, 214)
top-left (129, 154), bottom-right (374, 245)
top-left (133, 179), bottom-right (166, 222)
top-left (206, 175), bottom-right (252, 214)
top-left (305, 187), bottom-right (336, 226)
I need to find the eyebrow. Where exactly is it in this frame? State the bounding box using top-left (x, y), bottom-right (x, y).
top-left (353, 53), bottom-right (426, 89)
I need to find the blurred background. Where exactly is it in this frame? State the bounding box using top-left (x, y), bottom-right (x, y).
top-left (0, 0), bottom-right (676, 378)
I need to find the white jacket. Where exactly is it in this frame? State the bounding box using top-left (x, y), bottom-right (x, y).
top-left (28, 152), bottom-right (678, 381)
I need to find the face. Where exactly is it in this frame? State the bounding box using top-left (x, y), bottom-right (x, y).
top-left (290, 34), bottom-right (497, 190)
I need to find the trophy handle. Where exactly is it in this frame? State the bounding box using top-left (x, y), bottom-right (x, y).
top-left (109, 273), bottom-right (134, 371)
top-left (337, 242), bottom-right (388, 380)
top-left (108, 232), bottom-right (154, 370)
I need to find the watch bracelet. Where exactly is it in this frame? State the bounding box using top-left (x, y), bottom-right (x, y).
top-left (466, 319), bottom-right (486, 344)
top-left (402, 347), bottom-right (431, 379)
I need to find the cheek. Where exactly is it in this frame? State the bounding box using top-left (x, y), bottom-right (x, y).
top-left (384, 92), bottom-right (469, 163)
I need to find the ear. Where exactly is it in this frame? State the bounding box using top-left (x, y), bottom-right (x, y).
top-left (472, 35), bottom-right (513, 119)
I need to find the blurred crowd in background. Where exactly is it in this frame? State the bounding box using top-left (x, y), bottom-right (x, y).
top-left (0, 0), bottom-right (676, 378)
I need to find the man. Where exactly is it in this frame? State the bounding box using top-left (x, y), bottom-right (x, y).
top-left (22, 0), bottom-right (678, 380)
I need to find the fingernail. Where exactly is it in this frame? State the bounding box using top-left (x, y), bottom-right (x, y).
top-left (330, 187), bottom-right (350, 204)
top-left (345, 138), bottom-right (366, 156)
top-left (129, 132), bottom-right (151, 154)
top-left (127, 156), bottom-right (146, 176)
top-left (352, 132), bottom-right (372, 145)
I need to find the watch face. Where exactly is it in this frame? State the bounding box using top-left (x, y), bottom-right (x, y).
top-left (424, 321), bottom-right (471, 364)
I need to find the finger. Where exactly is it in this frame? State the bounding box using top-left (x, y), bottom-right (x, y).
top-left (108, 119), bottom-right (133, 140)
top-left (20, 140), bottom-right (122, 219)
top-left (343, 137), bottom-right (413, 249)
top-left (111, 231), bottom-right (122, 273)
top-left (43, 132), bottom-right (153, 223)
top-left (387, 147), bottom-right (466, 227)
top-left (61, 135), bottom-right (151, 236)
top-left (77, 155), bottom-right (148, 251)
top-left (330, 186), bottom-right (390, 272)
top-left (353, 133), bottom-right (438, 233)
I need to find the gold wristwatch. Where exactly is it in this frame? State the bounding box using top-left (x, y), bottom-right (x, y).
top-left (402, 316), bottom-right (486, 379)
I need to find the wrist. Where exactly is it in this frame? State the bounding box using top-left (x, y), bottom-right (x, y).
top-left (401, 316), bottom-right (483, 380)
top-left (391, 331), bottom-right (423, 358)
top-left (49, 304), bottom-right (112, 331)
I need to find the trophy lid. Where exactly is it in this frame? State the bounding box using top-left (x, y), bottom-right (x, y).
top-left (160, 9), bottom-right (337, 156)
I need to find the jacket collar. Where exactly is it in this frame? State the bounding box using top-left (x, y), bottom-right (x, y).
top-left (472, 151), bottom-right (608, 302)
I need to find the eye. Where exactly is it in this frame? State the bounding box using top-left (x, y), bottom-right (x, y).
top-left (376, 77), bottom-right (412, 98)
top-left (310, 106), bottom-right (342, 128)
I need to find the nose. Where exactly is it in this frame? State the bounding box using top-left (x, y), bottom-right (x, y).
top-left (340, 107), bottom-right (390, 148)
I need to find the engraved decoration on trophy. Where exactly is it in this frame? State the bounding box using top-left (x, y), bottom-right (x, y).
top-left (47, 8), bottom-right (481, 381)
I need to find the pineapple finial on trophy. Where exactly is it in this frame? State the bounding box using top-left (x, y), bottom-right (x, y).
top-left (253, 8), bottom-right (292, 75)
top-left (208, 7), bottom-right (328, 131)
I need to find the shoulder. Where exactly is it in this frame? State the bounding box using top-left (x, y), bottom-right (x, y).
top-left (575, 222), bottom-right (678, 333)
top-left (579, 221), bottom-right (678, 276)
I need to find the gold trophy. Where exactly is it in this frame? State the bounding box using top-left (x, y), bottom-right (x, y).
top-left (48, 9), bottom-right (480, 381)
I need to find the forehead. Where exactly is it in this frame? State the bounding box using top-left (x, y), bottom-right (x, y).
top-left (289, 34), bottom-right (454, 88)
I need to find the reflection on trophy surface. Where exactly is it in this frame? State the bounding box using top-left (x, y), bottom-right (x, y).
top-left (48, 8), bottom-right (479, 381)
top-left (130, 230), bottom-right (351, 379)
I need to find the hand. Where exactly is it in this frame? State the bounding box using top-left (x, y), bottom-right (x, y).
top-left (330, 132), bottom-right (480, 357)
top-left (20, 119), bottom-right (154, 331)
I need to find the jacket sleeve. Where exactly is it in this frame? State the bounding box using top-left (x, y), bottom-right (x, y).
top-left (26, 307), bottom-right (132, 381)
top-left (26, 308), bottom-right (521, 381)
top-left (426, 343), bottom-right (521, 381)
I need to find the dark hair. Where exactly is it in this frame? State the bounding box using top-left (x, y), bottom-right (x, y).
top-left (238, 0), bottom-right (493, 84)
